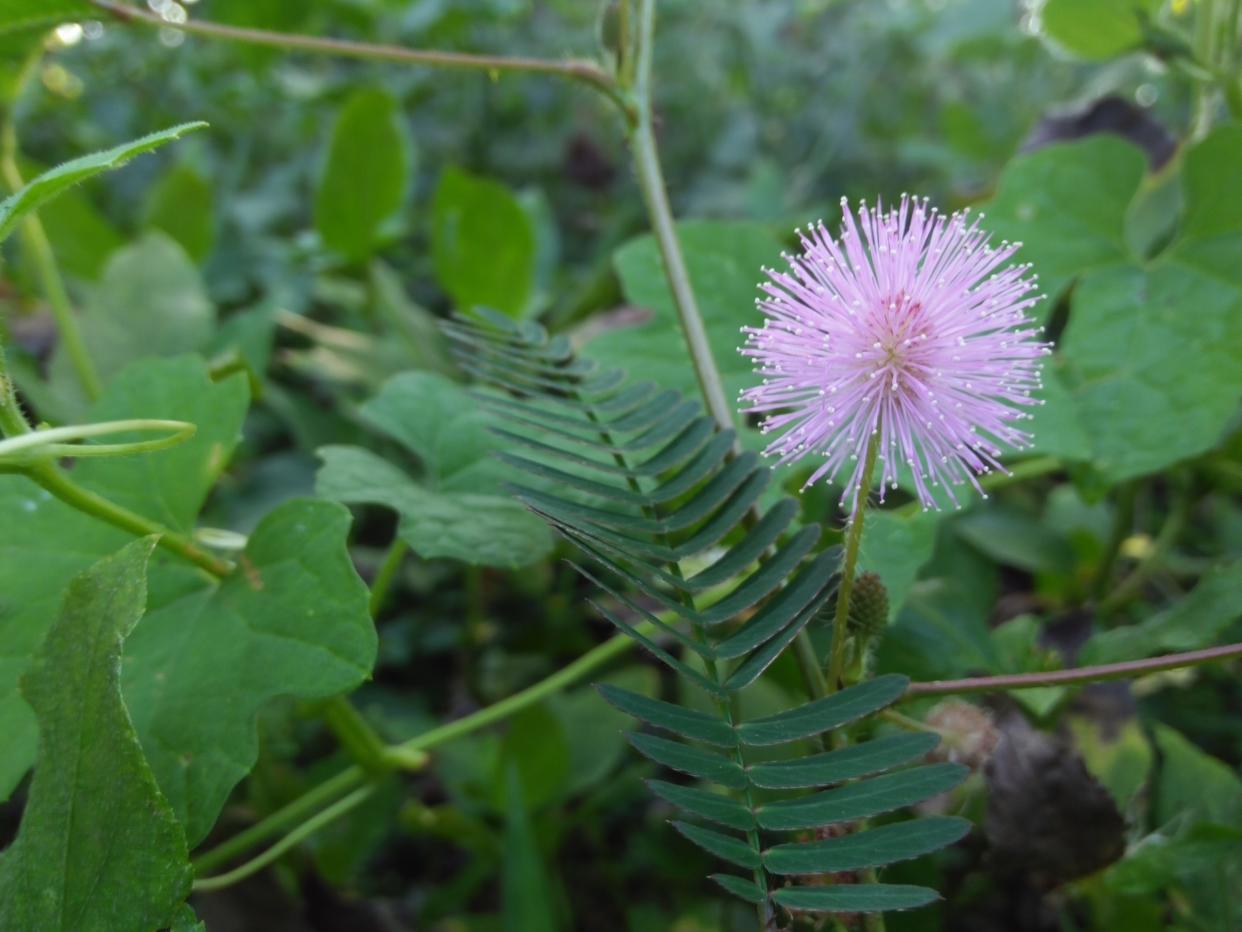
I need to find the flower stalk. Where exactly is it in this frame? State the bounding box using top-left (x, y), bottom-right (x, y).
top-left (827, 433), bottom-right (880, 693)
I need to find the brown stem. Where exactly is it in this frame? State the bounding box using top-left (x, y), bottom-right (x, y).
top-left (87, 0), bottom-right (624, 108)
top-left (902, 642), bottom-right (1242, 699)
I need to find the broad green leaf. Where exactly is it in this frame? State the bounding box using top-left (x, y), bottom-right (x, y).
top-left (50, 233), bottom-right (216, 406)
top-left (0, 361), bottom-right (376, 844)
top-left (0, 122), bottom-right (207, 244)
top-left (1033, 127), bottom-right (1242, 481)
top-left (763, 816), bottom-right (970, 874)
top-left (315, 87), bottom-right (412, 262)
top-left (1152, 725), bottom-right (1242, 826)
top-left (359, 371), bottom-right (511, 491)
top-left (501, 765), bottom-right (558, 932)
top-left (142, 162), bottom-right (216, 262)
top-left (432, 166), bottom-right (535, 317)
top-left (122, 499), bottom-right (376, 843)
top-left (1079, 562), bottom-right (1242, 665)
top-left (1060, 260), bottom-right (1242, 480)
top-left (316, 445), bottom-right (552, 568)
top-left (736, 675), bottom-right (910, 747)
top-left (984, 136), bottom-right (1143, 303)
top-left (771, 883), bottom-right (939, 913)
top-left (0, 540), bottom-right (191, 932)
top-left (755, 763), bottom-right (967, 831)
top-left (747, 733), bottom-right (939, 789)
top-left (0, 357), bottom-right (248, 799)
top-left (597, 222), bottom-right (783, 430)
top-left (316, 371), bottom-right (553, 567)
top-left (1041, 0), bottom-right (1161, 59)
top-left (856, 510), bottom-right (940, 620)
top-left (672, 822), bottom-right (761, 870)
top-left (596, 683), bottom-right (735, 746)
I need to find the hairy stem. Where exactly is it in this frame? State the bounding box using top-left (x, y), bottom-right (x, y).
top-left (88, 0), bottom-right (626, 110)
top-left (1, 120), bottom-right (103, 401)
top-left (626, 0), bottom-right (736, 437)
top-left (0, 344), bottom-right (31, 437)
top-left (902, 642), bottom-right (1242, 698)
top-left (827, 434), bottom-right (880, 693)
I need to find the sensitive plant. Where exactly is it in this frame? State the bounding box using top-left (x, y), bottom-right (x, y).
top-left (1, 1), bottom-right (1242, 931)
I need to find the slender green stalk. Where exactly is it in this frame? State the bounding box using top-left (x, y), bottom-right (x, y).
top-left (368, 537), bottom-right (408, 618)
top-left (0, 418), bottom-right (195, 464)
top-left (625, 0), bottom-right (735, 437)
top-left (0, 121), bottom-right (103, 401)
top-left (193, 623), bottom-right (652, 879)
top-left (192, 767), bottom-right (367, 875)
top-left (902, 641), bottom-right (1242, 698)
top-left (23, 460), bottom-right (235, 577)
top-left (827, 434), bottom-right (881, 693)
top-left (395, 621), bottom-right (649, 755)
top-left (193, 786), bottom-right (375, 892)
top-left (88, 0), bottom-right (627, 111)
top-left (320, 695), bottom-right (428, 775)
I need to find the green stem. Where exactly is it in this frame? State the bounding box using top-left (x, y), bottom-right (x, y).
top-left (88, 0), bottom-right (627, 111)
top-left (368, 537), bottom-right (408, 618)
top-left (0, 120), bottom-right (103, 401)
top-left (625, 0), bottom-right (735, 437)
top-left (395, 620), bottom-right (649, 756)
top-left (193, 622), bottom-right (652, 879)
top-left (192, 767), bottom-right (366, 875)
top-left (902, 641), bottom-right (1242, 698)
top-left (0, 344), bottom-right (31, 437)
top-left (319, 695), bottom-right (427, 774)
top-left (23, 460), bottom-right (235, 577)
top-left (193, 786), bottom-right (375, 892)
top-left (827, 434), bottom-right (880, 693)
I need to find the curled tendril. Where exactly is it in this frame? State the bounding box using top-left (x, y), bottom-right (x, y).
top-left (0, 418), bottom-right (197, 467)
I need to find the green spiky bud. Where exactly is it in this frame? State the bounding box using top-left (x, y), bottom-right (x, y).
top-left (848, 572), bottom-right (889, 639)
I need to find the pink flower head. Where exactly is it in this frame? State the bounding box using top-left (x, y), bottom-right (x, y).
top-left (740, 195), bottom-right (1050, 512)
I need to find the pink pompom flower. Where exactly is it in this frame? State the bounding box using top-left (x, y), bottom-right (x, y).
top-left (740, 195), bottom-right (1050, 512)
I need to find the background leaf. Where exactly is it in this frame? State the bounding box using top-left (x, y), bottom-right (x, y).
top-left (432, 166), bottom-right (537, 318)
top-left (315, 87), bottom-right (412, 262)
